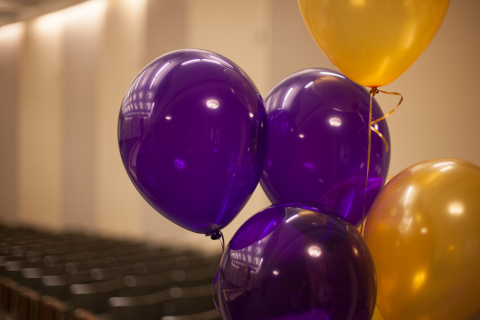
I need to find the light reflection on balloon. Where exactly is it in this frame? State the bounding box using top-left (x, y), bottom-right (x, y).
top-left (328, 117), bottom-right (341, 126)
top-left (206, 99), bottom-right (219, 109)
top-left (307, 246), bottom-right (321, 257)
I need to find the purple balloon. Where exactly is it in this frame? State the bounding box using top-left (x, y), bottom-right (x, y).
top-left (260, 69), bottom-right (390, 226)
top-left (218, 203), bottom-right (377, 320)
top-left (118, 49), bottom-right (268, 235)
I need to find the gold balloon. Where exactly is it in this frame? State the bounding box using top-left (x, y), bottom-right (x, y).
top-left (365, 159), bottom-right (480, 320)
top-left (297, 0), bottom-right (450, 87)
top-left (372, 307), bottom-right (384, 320)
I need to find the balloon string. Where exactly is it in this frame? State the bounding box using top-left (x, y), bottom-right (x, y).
top-left (360, 89), bottom-right (375, 236)
top-left (360, 88), bottom-right (403, 236)
top-left (370, 88), bottom-right (403, 152)
top-left (211, 231), bottom-right (224, 315)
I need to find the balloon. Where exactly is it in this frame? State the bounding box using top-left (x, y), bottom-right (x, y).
top-left (218, 203), bottom-right (377, 320)
top-left (118, 49), bottom-right (268, 235)
top-left (371, 307), bottom-right (384, 320)
top-left (364, 158), bottom-right (480, 320)
top-left (260, 69), bottom-right (390, 227)
top-left (297, 0), bottom-right (450, 87)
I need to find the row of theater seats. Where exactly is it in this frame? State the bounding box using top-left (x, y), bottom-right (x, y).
top-left (0, 223), bottom-right (222, 320)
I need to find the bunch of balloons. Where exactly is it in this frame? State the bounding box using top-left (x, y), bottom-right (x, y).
top-left (118, 49), bottom-right (380, 319)
top-left (118, 1), bottom-right (480, 319)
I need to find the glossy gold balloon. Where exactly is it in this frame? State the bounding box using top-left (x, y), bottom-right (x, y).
top-left (365, 159), bottom-right (480, 320)
top-left (372, 307), bottom-right (384, 320)
top-left (297, 0), bottom-right (450, 87)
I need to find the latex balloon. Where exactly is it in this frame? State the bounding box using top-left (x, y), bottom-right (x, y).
top-left (118, 49), bottom-right (268, 235)
top-left (260, 69), bottom-right (390, 227)
top-left (371, 307), bottom-right (384, 320)
top-left (218, 203), bottom-right (377, 320)
top-left (365, 158), bottom-right (480, 320)
top-left (297, 0), bottom-right (450, 87)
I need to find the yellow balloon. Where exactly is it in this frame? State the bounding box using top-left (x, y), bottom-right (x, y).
top-left (372, 307), bottom-right (384, 320)
top-left (357, 175), bottom-right (394, 233)
top-left (364, 159), bottom-right (480, 320)
top-left (297, 0), bottom-right (450, 87)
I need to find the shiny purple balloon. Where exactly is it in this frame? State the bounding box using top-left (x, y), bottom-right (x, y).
top-left (118, 49), bottom-right (268, 235)
top-left (260, 69), bottom-right (391, 226)
top-left (218, 203), bottom-right (377, 320)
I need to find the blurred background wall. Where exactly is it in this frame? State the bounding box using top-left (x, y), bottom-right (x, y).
top-left (0, 0), bottom-right (479, 252)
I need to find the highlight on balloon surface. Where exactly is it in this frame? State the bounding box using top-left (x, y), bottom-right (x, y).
top-left (297, 0), bottom-right (450, 88)
top-left (118, 49), bottom-right (268, 236)
top-left (260, 68), bottom-right (390, 227)
top-left (365, 158), bottom-right (480, 320)
top-left (218, 203), bottom-right (377, 320)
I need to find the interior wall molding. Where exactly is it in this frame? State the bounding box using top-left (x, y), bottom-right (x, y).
top-left (0, 0), bottom-right (88, 27)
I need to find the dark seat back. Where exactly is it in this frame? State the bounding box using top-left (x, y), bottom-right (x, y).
top-left (17, 286), bottom-right (41, 320)
top-left (38, 295), bottom-right (68, 320)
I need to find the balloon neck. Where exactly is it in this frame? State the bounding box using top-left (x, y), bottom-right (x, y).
top-left (206, 230), bottom-right (222, 240)
top-left (369, 87), bottom-right (379, 96)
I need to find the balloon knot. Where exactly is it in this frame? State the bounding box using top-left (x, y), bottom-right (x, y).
top-left (370, 87), bottom-right (379, 96)
top-left (206, 231), bottom-right (222, 240)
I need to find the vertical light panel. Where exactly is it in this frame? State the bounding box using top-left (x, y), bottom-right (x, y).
top-left (145, 0), bottom-right (187, 63)
top-left (186, 0), bottom-right (272, 95)
top-left (0, 23), bottom-right (24, 224)
top-left (62, 0), bottom-right (107, 231)
top-left (253, 0), bottom-right (273, 96)
top-left (270, 0), bottom-right (335, 88)
top-left (18, 14), bottom-right (64, 230)
top-left (95, 0), bottom-right (148, 239)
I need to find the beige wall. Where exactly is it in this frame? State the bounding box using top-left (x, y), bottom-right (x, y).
top-left (0, 23), bottom-right (23, 224)
top-left (17, 16), bottom-right (65, 231)
top-left (94, 0), bottom-right (147, 239)
top-left (0, 0), bottom-right (479, 253)
top-left (62, 0), bottom-right (104, 231)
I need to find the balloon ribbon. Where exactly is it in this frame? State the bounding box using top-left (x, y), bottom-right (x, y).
top-left (360, 88), bottom-right (403, 236)
top-left (208, 230), bottom-right (224, 315)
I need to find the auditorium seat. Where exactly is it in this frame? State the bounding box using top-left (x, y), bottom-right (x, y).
top-left (0, 223), bottom-right (222, 320)
top-left (16, 286), bottom-right (41, 320)
top-left (107, 283), bottom-right (217, 320)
